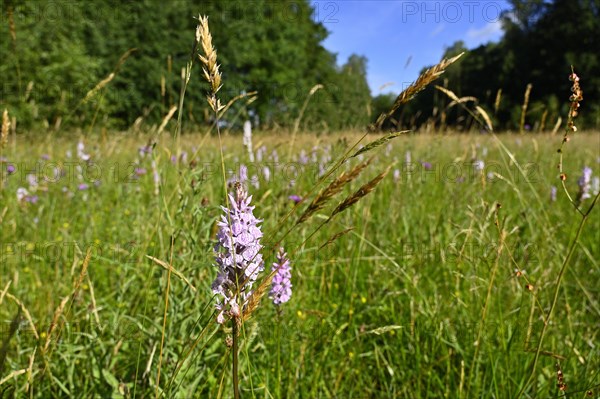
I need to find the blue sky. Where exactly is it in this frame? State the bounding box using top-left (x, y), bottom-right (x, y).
top-left (310, 0), bottom-right (511, 95)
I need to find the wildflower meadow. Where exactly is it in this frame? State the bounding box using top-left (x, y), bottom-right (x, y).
top-left (1, 4), bottom-right (600, 399)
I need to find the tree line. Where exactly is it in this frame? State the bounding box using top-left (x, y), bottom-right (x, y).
top-left (1, 0), bottom-right (371, 132)
top-left (374, 0), bottom-right (600, 132)
top-left (1, 0), bottom-right (598, 133)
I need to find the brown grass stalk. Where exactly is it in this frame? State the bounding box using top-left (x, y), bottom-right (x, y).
top-left (4, 293), bottom-right (38, 340)
top-left (319, 227), bottom-right (355, 250)
top-left (327, 165), bottom-right (392, 222)
top-left (157, 105), bottom-right (178, 135)
top-left (296, 157), bottom-right (374, 225)
top-left (494, 88), bottom-right (502, 115)
top-left (82, 48), bottom-right (137, 104)
top-left (519, 83), bottom-right (532, 133)
top-left (372, 52), bottom-right (463, 130)
top-left (1, 109), bottom-right (9, 148)
top-left (197, 15), bottom-right (223, 113)
top-left (42, 296), bottom-right (70, 353)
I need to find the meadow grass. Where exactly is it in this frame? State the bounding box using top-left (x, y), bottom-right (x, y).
top-left (1, 130), bottom-right (599, 398)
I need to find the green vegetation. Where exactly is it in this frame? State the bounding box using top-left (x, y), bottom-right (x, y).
top-left (0, 131), bottom-right (599, 397)
top-left (1, 0), bottom-right (371, 130)
top-left (1, 1), bottom-right (599, 398)
top-left (3, 0), bottom-right (599, 132)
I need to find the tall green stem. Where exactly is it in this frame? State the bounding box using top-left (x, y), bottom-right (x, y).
top-left (232, 320), bottom-right (240, 399)
top-left (517, 192), bottom-right (599, 397)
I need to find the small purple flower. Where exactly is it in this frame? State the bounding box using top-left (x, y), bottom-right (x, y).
top-left (239, 164), bottom-right (248, 183)
top-left (180, 151), bottom-right (188, 164)
top-left (269, 247), bottom-right (292, 306)
top-left (288, 195), bottom-right (302, 204)
top-left (135, 167), bottom-right (147, 176)
top-left (298, 150), bottom-right (309, 165)
top-left (262, 166), bottom-right (271, 182)
top-left (473, 160), bottom-right (485, 172)
top-left (17, 187), bottom-right (29, 201)
top-left (250, 174), bottom-right (260, 189)
top-left (577, 166), bottom-right (593, 202)
top-left (7, 164), bottom-right (15, 174)
top-left (78, 183), bottom-right (89, 191)
top-left (421, 161), bottom-right (432, 170)
top-left (550, 186), bottom-right (557, 202)
top-left (393, 169), bottom-right (400, 183)
top-left (41, 154), bottom-right (50, 160)
top-left (77, 141), bottom-right (90, 162)
top-left (27, 174), bottom-right (38, 189)
top-left (152, 160), bottom-right (160, 184)
top-left (138, 145), bottom-right (152, 157)
top-left (25, 195), bottom-right (38, 204)
top-left (212, 183), bottom-right (264, 324)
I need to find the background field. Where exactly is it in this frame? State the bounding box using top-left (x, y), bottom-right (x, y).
top-left (1, 130), bottom-right (599, 398)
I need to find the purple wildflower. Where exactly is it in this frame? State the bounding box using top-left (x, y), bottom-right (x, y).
top-left (269, 247), bottom-right (292, 306)
top-left (7, 164), bottom-right (15, 174)
top-left (288, 195), bottom-right (302, 204)
top-left (256, 145), bottom-right (266, 162)
top-left (298, 150), bottom-right (309, 165)
top-left (262, 166), bottom-right (271, 182)
top-left (138, 145), bottom-right (152, 158)
top-left (77, 141), bottom-right (90, 162)
top-left (17, 187), bottom-right (29, 202)
top-left (239, 164), bottom-right (248, 182)
top-left (78, 183), bottom-right (89, 191)
top-left (421, 161), bottom-right (432, 170)
top-left (550, 186), bottom-right (557, 202)
top-left (577, 166), bottom-right (593, 202)
top-left (25, 195), bottom-right (38, 204)
top-left (212, 183), bottom-right (264, 324)
top-left (27, 174), bottom-right (38, 189)
top-left (135, 167), bottom-right (147, 176)
top-left (473, 160), bottom-right (485, 172)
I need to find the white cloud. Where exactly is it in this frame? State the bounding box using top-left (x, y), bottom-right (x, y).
top-left (465, 20), bottom-right (504, 45)
top-left (430, 24), bottom-right (446, 37)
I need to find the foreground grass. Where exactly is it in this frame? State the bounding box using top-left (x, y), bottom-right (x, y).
top-left (1, 131), bottom-right (599, 398)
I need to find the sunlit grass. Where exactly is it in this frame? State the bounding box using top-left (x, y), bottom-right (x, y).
top-left (1, 131), bottom-right (599, 397)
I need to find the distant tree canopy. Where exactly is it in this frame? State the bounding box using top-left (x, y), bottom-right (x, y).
top-left (0, 0), bottom-right (371, 131)
top-left (2, 0), bottom-right (599, 132)
top-left (374, 0), bottom-right (600, 131)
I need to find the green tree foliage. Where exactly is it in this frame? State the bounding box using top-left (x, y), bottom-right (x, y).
top-left (377, 0), bottom-right (600, 131)
top-left (0, 0), bottom-right (371, 131)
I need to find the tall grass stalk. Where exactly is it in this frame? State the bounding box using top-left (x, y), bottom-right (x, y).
top-left (519, 83), bottom-right (532, 133)
top-left (518, 67), bottom-right (599, 397)
top-left (155, 238), bottom-right (174, 399)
